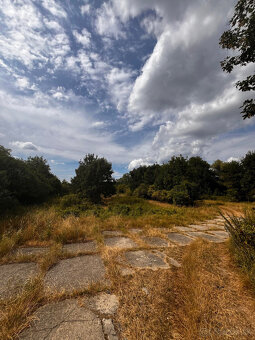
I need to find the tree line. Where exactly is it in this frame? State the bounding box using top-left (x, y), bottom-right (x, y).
top-left (1, 144), bottom-right (255, 215)
top-left (117, 152), bottom-right (255, 205)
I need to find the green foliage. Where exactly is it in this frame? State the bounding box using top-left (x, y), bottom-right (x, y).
top-left (133, 183), bottom-right (149, 198)
top-left (170, 183), bottom-right (193, 206)
top-left (0, 145), bottom-right (63, 215)
top-left (220, 0), bottom-right (255, 118)
top-left (224, 209), bottom-right (255, 288)
top-left (58, 194), bottom-right (93, 216)
top-left (71, 154), bottom-right (116, 203)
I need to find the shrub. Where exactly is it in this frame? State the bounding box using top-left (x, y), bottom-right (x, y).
top-left (133, 184), bottom-right (148, 198)
top-left (224, 209), bottom-right (255, 288)
top-left (58, 194), bottom-right (92, 216)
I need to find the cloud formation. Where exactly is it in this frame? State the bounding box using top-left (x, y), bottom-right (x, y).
top-left (0, 0), bottom-right (254, 179)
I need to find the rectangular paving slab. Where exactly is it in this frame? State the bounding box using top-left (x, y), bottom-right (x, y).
top-left (185, 231), bottom-right (225, 243)
top-left (0, 262), bottom-right (38, 299)
top-left (142, 236), bottom-right (169, 248)
top-left (14, 247), bottom-right (49, 257)
top-left (44, 255), bottom-right (107, 294)
top-left (18, 299), bottom-right (105, 340)
top-left (125, 250), bottom-right (169, 269)
top-left (103, 230), bottom-right (123, 237)
top-left (167, 233), bottom-right (194, 246)
top-left (104, 237), bottom-right (138, 249)
top-left (63, 241), bottom-right (97, 253)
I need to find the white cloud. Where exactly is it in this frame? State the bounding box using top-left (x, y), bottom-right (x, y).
top-left (73, 28), bottom-right (91, 47)
top-left (81, 4), bottom-right (91, 15)
top-left (11, 141), bottom-right (38, 151)
top-left (128, 158), bottom-right (152, 171)
top-left (227, 157), bottom-right (239, 162)
top-left (41, 0), bottom-right (67, 18)
top-left (95, 2), bottom-right (126, 39)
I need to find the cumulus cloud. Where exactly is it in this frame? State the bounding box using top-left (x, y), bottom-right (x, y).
top-left (81, 4), bottom-right (91, 15)
top-left (11, 141), bottom-right (38, 151)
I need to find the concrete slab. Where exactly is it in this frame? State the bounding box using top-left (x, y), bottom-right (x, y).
top-left (189, 225), bottom-right (212, 231)
top-left (44, 255), bottom-right (107, 294)
top-left (103, 231), bottom-right (123, 237)
top-left (104, 237), bottom-right (137, 249)
top-left (167, 233), bottom-right (194, 246)
top-left (102, 319), bottom-right (118, 340)
top-left (208, 230), bottom-right (229, 239)
top-left (63, 242), bottom-right (97, 253)
top-left (125, 250), bottom-right (169, 269)
top-left (18, 299), bottom-right (105, 340)
top-left (15, 247), bottom-right (49, 257)
top-left (185, 232), bottom-right (225, 243)
top-left (128, 228), bottom-right (143, 234)
top-left (169, 258), bottom-right (181, 268)
top-left (142, 236), bottom-right (169, 248)
top-left (175, 226), bottom-right (196, 232)
top-left (0, 262), bottom-right (38, 299)
top-left (119, 267), bottom-right (135, 276)
top-left (85, 293), bottom-right (119, 315)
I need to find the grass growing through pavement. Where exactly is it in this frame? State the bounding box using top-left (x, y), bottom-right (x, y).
top-left (1, 195), bottom-right (249, 259)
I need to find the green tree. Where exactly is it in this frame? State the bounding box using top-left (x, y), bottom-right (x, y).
top-left (220, 0), bottom-right (255, 118)
top-left (71, 154), bottom-right (115, 203)
top-left (220, 161), bottom-right (244, 201)
top-left (241, 151), bottom-right (255, 200)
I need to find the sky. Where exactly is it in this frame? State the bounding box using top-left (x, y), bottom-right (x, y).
top-left (0, 0), bottom-right (255, 181)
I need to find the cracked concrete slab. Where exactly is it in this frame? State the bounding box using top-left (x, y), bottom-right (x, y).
top-left (15, 247), bottom-right (49, 257)
top-left (175, 226), bottom-right (196, 232)
top-left (63, 242), bottom-right (97, 253)
top-left (128, 228), bottom-right (143, 234)
top-left (208, 230), bottom-right (229, 238)
top-left (0, 262), bottom-right (38, 299)
top-left (102, 319), bottom-right (118, 340)
top-left (125, 250), bottom-right (169, 269)
top-left (104, 237), bottom-right (137, 249)
top-left (142, 236), bottom-right (169, 248)
top-left (167, 233), bottom-right (194, 246)
top-left (189, 225), bottom-right (212, 231)
top-left (18, 299), bottom-right (105, 340)
top-left (185, 232), bottom-right (225, 243)
top-left (85, 293), bottom-right (119, 315)
top-left (44, 255), bottom-right (107, 294)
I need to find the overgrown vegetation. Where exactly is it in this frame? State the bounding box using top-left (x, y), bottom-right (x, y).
top-left (223, 209), bottom-right (255, 288)
top-left (118, 151), bottom-right (255, 204)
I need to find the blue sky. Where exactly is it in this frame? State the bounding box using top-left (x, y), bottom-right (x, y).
top-left (0, 0), bottom-right (255, 181)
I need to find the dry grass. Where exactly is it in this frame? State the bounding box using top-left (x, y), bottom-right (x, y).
top-left (169, 239), bottom-right (255, 339)
top-left (0, 275), bottom-right (44, 340)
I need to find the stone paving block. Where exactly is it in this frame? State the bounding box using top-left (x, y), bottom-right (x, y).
top-left (44, 255), bottom-right (107, 294)
top-left (167, 232), bottom-right (194, 246)
top-left (85, 293), bottom-right (119, 315)
top-left (208, 230), bottom-right (229, 239)
top-left (15, 247), bottom-right (49, 257)
top-left (18, 299), bottom-right (105, 340)
top-left (175, 226), bottom-right (196, 232)
top-left (185, 231), bottom-right (225, 243)
top-left (125, 250), bottom-right (169, 269)
top-left (102, 319), bottom-right (118, 340)
top-left (142, 236), bottom-right (169, 248)
top-left (0, 262), bottom-right (38, 299)
top-left (128, 228), bottom-right (143, 234)
top-left (119, 267), bottom-right (135, 276)
top-left (169, 258), bottom-right (181, 268)
top-left (189, 225), bottom-right (212, 231)
top-left (103, 231), bottom-right (123, 237)
top-left (63, 241), bottom-right (97, 253)
top-left (104, 237), bottom-right (137, 249)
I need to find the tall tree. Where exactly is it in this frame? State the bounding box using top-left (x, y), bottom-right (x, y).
top-left (220, 0), bottom-right (255, 118)
top-left (72, 154), bottom-right (115, 203)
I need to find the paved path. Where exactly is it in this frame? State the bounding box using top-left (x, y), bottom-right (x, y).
top-left (0, 216), bottom-right (227, 339)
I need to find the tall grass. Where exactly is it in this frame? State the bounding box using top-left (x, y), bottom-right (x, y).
top-left (223, 209), bottom-right (255, 288)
